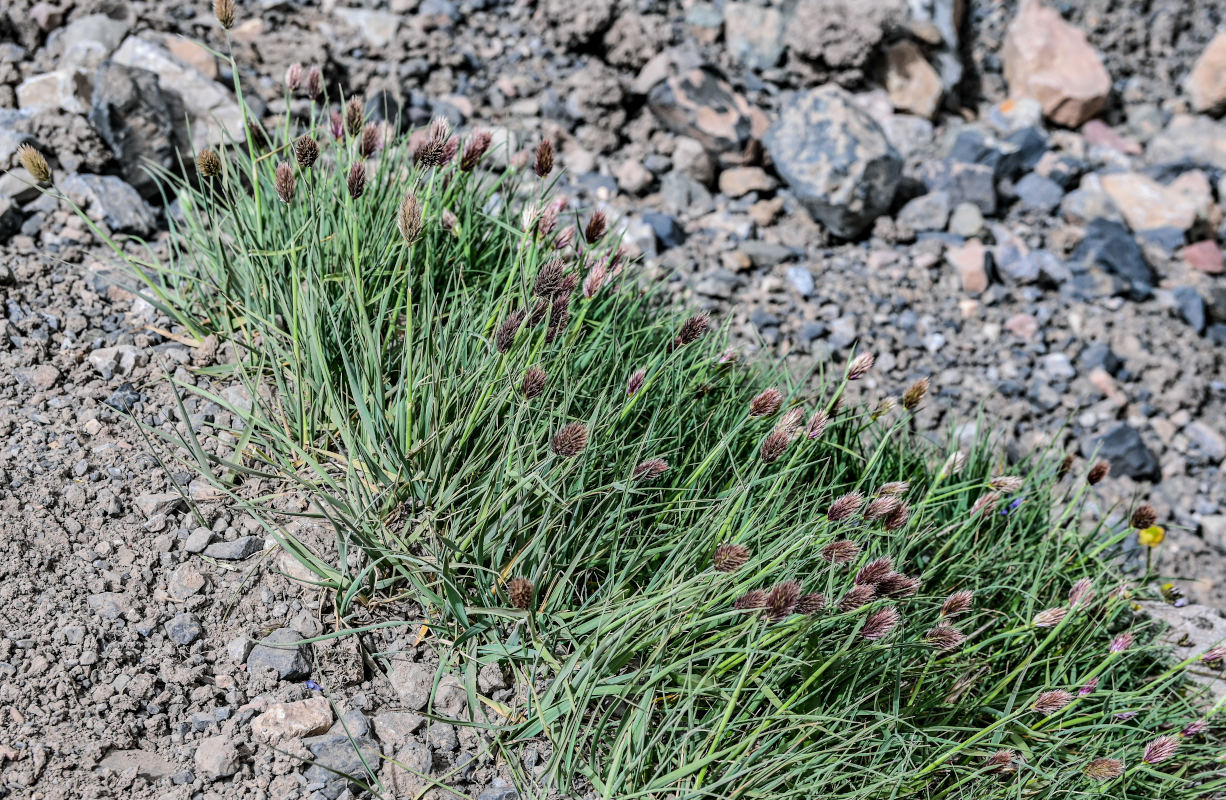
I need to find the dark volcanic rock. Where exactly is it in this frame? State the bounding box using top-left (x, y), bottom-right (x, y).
top-left (1072, 219), bottom-right (1155, 300)
top-left (648, 67), bottom-right (768, 158)
top-left (247, 628), bottom-right (312, 680)
top-left (763, 85), bottom-right (901, 238)
top-left (89, 62), bottom-right (177, 200)
top-left (1092, 424), bottom-right (1160, 481)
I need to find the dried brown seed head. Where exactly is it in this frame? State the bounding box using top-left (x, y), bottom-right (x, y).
top-left (805, 409), bottom-right (829, 440)
top-left (1084, 758), bottom-right (1124, 781)
top-left (545, 302), bottom-right (570, 343)
top-left (534, 139), bottom-right (554, 177)
top-left (764, 581), bottom-right (801, 621)
top-left (1058, 453), bottom-right (1075, 479)
top-left (985, 750), bottom-right (1018, 774)
top-left (17, 143), bottom-right (52, 184)
top-left (555, 226), bottom-right (577, 251)
top-left (827, 491), bottom-right (864, 522)
top-left (329, 109), bottom-right (344, 139)
top-left (1032, 690), bottom-right (1072, 714)
top-left (902, 376), bottom-right (929, 410)
top-left (582, 261), bottom-right (607, 299)
top-left (521, 367), bottom-right (546, 400)
top-left (1033, 606), bottom-right (1067, 628)
top-left (1203, 645), bottom-right (1226, 664)
top-left (196, 148), bottom-right (221, 179)
top-left (749, 388), bottom-right (783, 418)
top-left (677, 313), bottom-right (710, 347)
top-left (1109, 632), bottom-right (1134, 653)
top-left (883, 501), bottom-right (909, 531)
top-left (876, 572), bottom-right (920, 598)
top-left (532, 258), bottom-right (567, 298)
top-left (1068, 578), bottom-right (1094, 608)
top-left (837, 583), bottom-right (876, 612)
top-left (733, 589), bottom-right (767, 611)
top-left (526, 297), bottom-right (549, 327)
top-left (555, 272), bottom-right (579, 299)
top-left (971, 491), bottom-right (1001, 516)
top-left (989, 475), bottom-right (1023, 493)
top-left (864, 495), bottom-right (900, 521)
top-left (344, 97), bottom-right (364, 137)
top-left (441, 208), bottom-right (459, 234)
top-left (415, 116), bottom-right (456, 167)
top-left (508, 577), bottom-right (534, 610)
top-left (876, 481), bottom-right (910, 496)
top-left (872, 397), bottom-right (895, 419)
top-left (795, 592), bottom-right (825, 614)
top-left (305, 67), bottom-right (323, 101)
top-left (847, 352), bottom-right (875, 380)
top-left (632, 458), bottom-right (669, 481)
top-left (550, 422), bottom-right (588, 458)
top-left (1131, 503), bottom-right (1157, 530)
top-left (584, 211), bottom-right (608, 244)
top-left (854, 556), bottom-right (893, 586)
top-left (495, 310), bottom-right (525, 353)
top-left (274, 161), bottom-right (295, 203)
top-left (285, 63), bottom-right (303, 91)
top-left (213, 0), bottom-right (236, 29)
top-left (779, 407), bottom-right (806, 434)
top-left (294, 135), bottom-right (319, 169)
top-left (397, 193), bottom-right (424, 245)
top-left (460, 131), bottom-right (492, 172)
top-left (359, 123), bottom-right (382, 159)
top-left (940, 589), bottom-right (973, 617)
top-left (759, 429), bottom-right (793, 463)
top-left (861, 606), bottom-right (900, 640)
top-left (345, 161), bottom-right (366, 199)
top-left (925, 624), bottom-right (965, 651)
top-left (1088, 460), bottom-right (1110, 485)
top-left (819, 539), bottom-right (860, 565)
top-left (712, 543), bottom-right (749, 573)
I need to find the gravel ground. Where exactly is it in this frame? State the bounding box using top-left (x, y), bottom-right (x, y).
top-left (2, 0), bottom-right (1226, 797)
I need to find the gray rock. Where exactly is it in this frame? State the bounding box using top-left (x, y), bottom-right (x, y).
top-left (135, 491), bottom-right (182, 516)
top-left (87, 592), bottom-right (126, 620)
top-left (723, 2), bottom-right (784, 69)
top-left (202, 536), bottom-right (263, 560)
top-left (1173, 287), bottom-right (1207, 333)
top-left (897, 191), bottom-right (951, 232)
top-left (647, 68), bottom-right (767, 157)
top-left (916, 160), bottom-right (996, 215)
top-left (184, 527), bottom-right (213, 553)
top-left (948, 126), bottom-right (1025, 180)
top-left (478, 778), bottom-right (520, 800)
top-left (165, 612), bottom-right (202, 645)
top-left (1072, 219), bottom-right (1155, 301)
top-left (194, 736), bottom-right (239, 781)
top-left (1185, 421), bottom-right (1226, 463)
top-left (947, 202), bottom-right (984, 237)
top-left (247, 628), bottom-right (312, 680)
top-left (641, 211), bottom-right (685, 249)
top-left (763, 85), bottom-right (902, 238)
top-left (58, 174), bottom-right (156, 235)
top-left (659, 171), bottom-right (714, 217)
top-left (1014, 173), bottom-right (1064, 212)
top-left (88, 62), bottom-right (177, 199)
top-left (380, 742), bottom-right (431, 796)
top-left (1079, 342), bottom-right (1122, 376)
top-left (55, 13), bottom-right (131, 66)
top-left (786, 266), bottom-right (814, 297)
top-left (303, 731), bottom-right (380, 791)
top-left (1091, 424), bottom-right (1160, 481)
top-left (0, 196), bottom-right (21, 242)
top-left (739, 241), bottom-right (796, 268)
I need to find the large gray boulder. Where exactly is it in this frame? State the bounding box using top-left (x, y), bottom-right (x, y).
top-left (763, 85), bottom-right (901, 238)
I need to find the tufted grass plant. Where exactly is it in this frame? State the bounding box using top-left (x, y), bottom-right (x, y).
top-left (38, 13), bottom-right (1226, 800)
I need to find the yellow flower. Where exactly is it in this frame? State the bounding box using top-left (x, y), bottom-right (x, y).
top-left (1138, 526), bottom-right (1165, 548)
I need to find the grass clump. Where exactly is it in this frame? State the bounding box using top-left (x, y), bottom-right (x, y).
top-left (32, 14), bottom-right (1226, 800)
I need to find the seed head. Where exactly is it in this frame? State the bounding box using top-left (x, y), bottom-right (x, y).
top-left (550, 422), bottom-right (588, 458)
top-left (294, 135), bottom-right (319, 169)
top-left (461, 131), bottom-right (492, 172)
top-left (877, 572), bottom-right (921, 598)
top-left (838, 583), bottom-right (876, 612)
top-left (1083, 758), bottom-right (1124, 781)
top-left (495, 310), bottom-right (525, 353)
top-left (213, 0), bottom-right (236, 29)
top-left (938, 451), bottom-right (966, 480)
top-left (359, 123), bottom-right (382, 159)
top-left (749, 389), bottom-right (783, 418)
top-left (1088, 460), bottom-right (1110, 485)
top-left (626, 369), bottom-right (646, 396)
top-left (764, 581), bottom-right (801, 621)
top-left (632, 458), bottom-right (669, 481)
top-left (985, 750), bottom-right (1018, 774)
top-left (508, 578), bottom-right (534, 611)
top-left (196, 148), bottom-right (221, 179)
top-left (534, 140), bottom-right (554, 177)
top-left (285, 63), bottom-right (303, 91)
top-left (819, 539), bottom-right (860, 565)
top-left (779, 406), bottom-right (806, 435)
top-left (415, 116), bottom-right (456, 168)
top-left (274, 161), bottom-right (295, 203)
top-left (304, 67), bottom-right (323, 101)
top-left (989, 475), bottom-right (1023, 493)
top-left (1032, 690), bottom-right (1072, 714)
top-left (1033, 606), bottom-right (1067, 628)
top-left (532, 258), bottom-right (567, 298)
top-left (717, 347), bottom-right (739, 365)
top-left (855, 556), bottom-right (893, 586)
top-left (555, 226), bottom-right (577, 251)
top-left (760, 429), bottom-right (794, 463)
top-left (1142, 735), bottom-right (1179, 765)
top-left (346, 161), bottom-right (366, 199)
top-left (847, 352), bottom-right (875, 380)
top-left (876, 481), bottom-right (910, 497)
top-left (925, 624), bottom-right (965, 651)
top-left (902, 376), bottom-right (929, 410)
top-left (1182, 719), bottom-right (1207, 737)
top-left (1079, 676), bottom-right (1099, 695)
top-left (864, 496), bottom-right (900, 521)
top-left (712, 543), bottom-right (749, 573)
top-left (805, 409), bottom-right (829, 440)
top-left (246, 119), bottom-right (269, 151)
top-left (827, 492), bottom-right (864, 522)
top-left (971, 491), bottom-right (1001, 516)
top-left (860, 606), bottom-right (900, 640)
top-left (441, 208), bottom-right (459, 234)
top-left (940, 589), bottom-right (973, 617)
top-left (1109, 631), bottom-right (1134, 653)
top-left (545, 301), bottom-right (571, 343)
top-left (526, 297), bottom-right (549, 327)
top-left (1058, 453), bottom-right (1075, 479)
top-left (883, 502), bottom-right (909, 531)
top-left (676, 313), bottom-right (710, 347)
top-left (582, 261), bottom-right (607, 299)
top-left (584, 211), bottom-right (608, 244)
top-left (521, 367), bottom-right (546, 400)
top-left (17, 143), bottom-right (52, 184)
top-left (1131, 503), bottom-right (1157, 530)
top-left (555, 272), bottom-right (579, 299)
top-left (344, 97), bottom-right (364, 137)
top-left (329, 109), bottom-right (344, 140)
top-left (397, 193), bottom-right (424, 246)
top-left (1068, 578), bottom-right (1094, 608)
top-left (872, 397), bottom-right (895, 419)
top-left (733, 590), bottom-right (768, 611)
top-left (1203, 646), bottom-right (1226, 665)
top-left (795, 593), bottom-right (825, 614)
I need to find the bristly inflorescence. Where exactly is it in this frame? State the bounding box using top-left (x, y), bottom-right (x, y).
top-left (764, 581), bottom-right (801, 621)
top-left (712, 543), bottom-right (750, 573)
top-left (274, 162), bottom-right (295, 203)
top-left (521, 367), bottom-right (546, 400)
top-left (196, 148), bottom-right (221, 179)
top-left (534, 140), bottom-right (554, 177)
top-left (347, 161), bottom-right (366, 199)
top-left (397, 193), bottom-right (424, 245)
top-left (632, 459), bottom-right (669, 481)
top-left (295, 135), bottom-right (319, 169)
top-left (820, 539), bottom-right (860, 565)
top-left (749, 388), bottom-right (783, 418)
top-left (460, 131), bottom-right (492, 172)
top-left (827, 492), bottom-right (864, 522)
top-left (940, 589), bottom-right (973, 617)
top-left (508, 578), bottom-right (534, 611)
top-left (550, 422), bottom-right (589, 458)
top-left (344, 97), bottom-right (364, 137)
